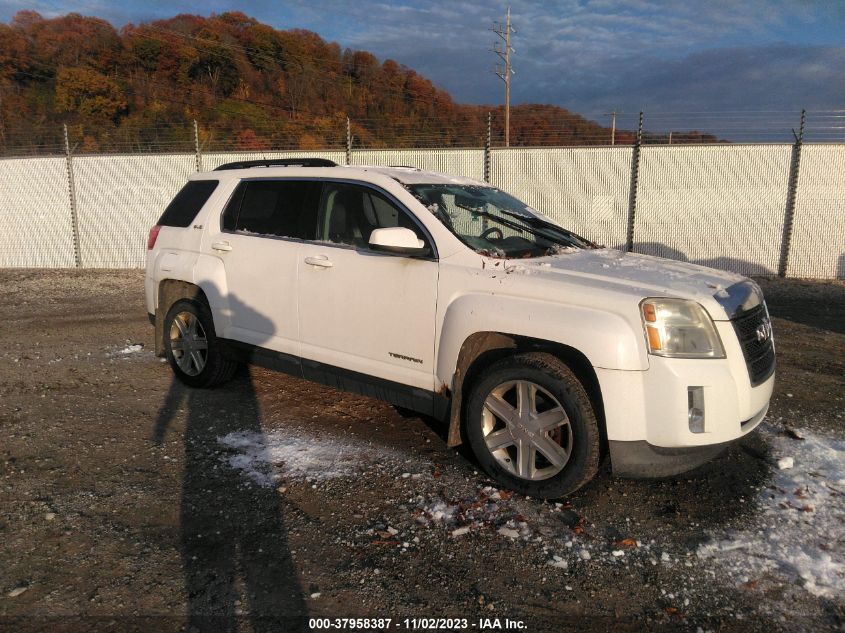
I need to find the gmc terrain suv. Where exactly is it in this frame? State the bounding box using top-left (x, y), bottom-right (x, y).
top-left (146, 158), bottom-right (775, 498)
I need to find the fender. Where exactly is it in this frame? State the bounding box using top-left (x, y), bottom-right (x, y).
top-left (154, 279), bottom-right (207, 356)
top-left (436, 293), bottom-right (647, 385)
top-left (192, 252), bottom-right (232, 337)
top-left (153, 258), bottom-right (231, 357)
top-left (436, 293), bottom-right (647, 447)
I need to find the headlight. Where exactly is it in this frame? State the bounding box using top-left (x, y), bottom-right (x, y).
top-left (640, 298), bottom-right (725, 359)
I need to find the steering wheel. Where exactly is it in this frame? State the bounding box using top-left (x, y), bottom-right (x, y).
top-left (480, 227), bottom-right (504, 241)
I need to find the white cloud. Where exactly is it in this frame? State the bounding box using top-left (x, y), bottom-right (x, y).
top-left (2, 0), bottom-right (842, 117)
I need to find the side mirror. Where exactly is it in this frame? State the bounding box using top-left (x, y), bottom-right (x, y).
top-left (368, 227), bottom-right (430, 257)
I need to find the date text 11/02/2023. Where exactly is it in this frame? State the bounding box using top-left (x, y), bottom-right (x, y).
top-left (308, 617), bottom-right (528, 630)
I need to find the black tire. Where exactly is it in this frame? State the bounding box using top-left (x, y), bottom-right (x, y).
top-left (464, 352), bottom-right (601, 498)
top-left (163, 298), bottom-right (238, 388)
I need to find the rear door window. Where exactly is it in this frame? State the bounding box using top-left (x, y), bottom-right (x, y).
top-left (158, 180), bottom-right (219, 227)
top-left (222, 180), bottom-right (321, 239)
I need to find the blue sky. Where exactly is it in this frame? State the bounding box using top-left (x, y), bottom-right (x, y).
top-left (3, 0), bottom-right (844, 124)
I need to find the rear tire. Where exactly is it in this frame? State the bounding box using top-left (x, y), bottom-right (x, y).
top-left (464, 352), bottom-right (600, 498)
top-left (163, 298), bottom-right (237, 388)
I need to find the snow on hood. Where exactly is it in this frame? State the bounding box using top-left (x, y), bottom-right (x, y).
top-left (504, 248), bottom-right (748, 320)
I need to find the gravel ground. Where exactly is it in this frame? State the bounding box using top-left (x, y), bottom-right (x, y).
top-left (0, 270), bottom-right (843, 633)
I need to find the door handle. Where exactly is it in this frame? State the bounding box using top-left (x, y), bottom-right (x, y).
top-left (212, 241), bottom-right (232, 252)
top-left (304, 255), bottom-right (333, 268)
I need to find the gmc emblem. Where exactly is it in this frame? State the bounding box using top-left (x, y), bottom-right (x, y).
top-left (756, 318), bottom-right (773, 343)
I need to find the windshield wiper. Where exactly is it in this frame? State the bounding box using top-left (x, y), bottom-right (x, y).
top-left (495, 207), bottom-right (580, 238)
top-left (454, 203), bottom-right (583, 248)
top-left (454, 203), bottom-right (534, 234)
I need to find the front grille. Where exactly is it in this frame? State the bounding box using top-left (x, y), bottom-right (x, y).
top-left (731, 303), bottom-right (776, 386)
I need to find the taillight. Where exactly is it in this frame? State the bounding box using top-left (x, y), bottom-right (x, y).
top-left (147, 225), bottom-right (162, 250)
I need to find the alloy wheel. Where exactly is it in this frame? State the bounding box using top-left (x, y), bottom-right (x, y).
top-left (169, 311), bottom-right (208, 376)
top-left (481, 379), bottom-right (573, 481)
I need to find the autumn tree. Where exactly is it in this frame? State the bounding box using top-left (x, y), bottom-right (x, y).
top-left (55, 67), bottom-right (127, 121)
top-left (0, 9), bottom-right (640, 153)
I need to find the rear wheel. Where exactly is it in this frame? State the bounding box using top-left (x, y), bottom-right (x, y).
top-left (163, 298), bottom-right (237, 388)
top-left (464, 352), bottom-right (600, 498)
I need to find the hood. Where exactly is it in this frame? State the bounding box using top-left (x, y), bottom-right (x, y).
top-left (502, 248), bottom-right (751, 320)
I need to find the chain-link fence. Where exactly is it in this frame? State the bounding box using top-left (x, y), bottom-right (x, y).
top-left (0, 142), bottom-right (843, 278)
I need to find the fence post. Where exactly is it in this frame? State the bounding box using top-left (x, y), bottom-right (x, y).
top-left (63, 123), bottom-right (82, 268)
top-left (778, 109), bottom-right (806, 278)
top-left (193, 119), bottom-right (203, 172)
top-left (625, 111), bottom-right (644, 252)
top-left (346, 116), bottom-right (352, 165)
top-left (484, 112), bottom-right (491, 183)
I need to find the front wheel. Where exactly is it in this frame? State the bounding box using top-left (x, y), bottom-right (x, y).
top-left (464, 352), bottom-right (601, 498)
top-left (163, 298), bottom-right (237, 388)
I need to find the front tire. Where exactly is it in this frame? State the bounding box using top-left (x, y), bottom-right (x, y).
top-left (464, 352), bottom-right (601, 498)
top-left (163, 298), bottom-right (237, 388)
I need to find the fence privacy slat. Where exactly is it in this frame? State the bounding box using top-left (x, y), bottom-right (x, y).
top-left (0, 145), bottom-right (842, 278)
top-left (491, 147), bottom-right (633, 251)
top-left (351, 149), bottom-right (484, 180)
top-left (0, 157), bottom-right (77, 267)
top-left (73, 154), bottom-right (198, 268)
top-left (786, 144), bottom-right (845, 279)
top-left (633, 145), bottom-right (792, 276)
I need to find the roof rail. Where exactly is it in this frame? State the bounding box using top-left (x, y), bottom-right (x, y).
top-left (214, 158), bottom-right (338, 171)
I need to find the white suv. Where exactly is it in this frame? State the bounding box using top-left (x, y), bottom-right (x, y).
top-left (146, 158), bottom-right (775, 498)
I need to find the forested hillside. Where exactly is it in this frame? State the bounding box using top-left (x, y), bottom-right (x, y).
top-left (0, 11), bottom-right (714, 153)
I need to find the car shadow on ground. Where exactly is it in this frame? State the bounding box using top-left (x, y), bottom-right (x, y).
top-left (153, 374), bottom-right (308, 632)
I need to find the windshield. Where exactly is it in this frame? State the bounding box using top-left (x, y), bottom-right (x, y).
top-left (406, 184), bottom-right (593, 258)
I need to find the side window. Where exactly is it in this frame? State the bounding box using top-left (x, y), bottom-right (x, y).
top-left (158, 180), bottom-right (218, 227)
top-left (221, 180), bottom-right (320, 239)
top-left (320, 183), bottom-right (429, 251)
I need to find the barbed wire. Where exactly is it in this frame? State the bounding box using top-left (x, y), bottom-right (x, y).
top-left (2, 109), bottom-right (844, 157)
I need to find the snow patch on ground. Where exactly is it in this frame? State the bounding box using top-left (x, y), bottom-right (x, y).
top-left (106, 343), bottom-right (151, 359)
top-left (697, 426), bottom-right (845, 598)
top-left (412, 487), bottom-right (535, 543)
top-left (218, 428), bottom-right (407, 486)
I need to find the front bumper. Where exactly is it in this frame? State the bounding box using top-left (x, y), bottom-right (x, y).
top-left (597, 319), bottom-right (774, 447)
top-left (608, 403), bottom-right (768, 477)
top-left (596, 315), bottom-right (774, 478)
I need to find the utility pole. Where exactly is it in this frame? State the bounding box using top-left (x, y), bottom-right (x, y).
top-left (603, 110), bottom-right (622, 145)
top-left (492, 7), bottom-right (515, 147)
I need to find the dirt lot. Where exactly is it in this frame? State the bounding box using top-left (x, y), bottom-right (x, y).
top-left (1, 270), bottom-right (843, 633)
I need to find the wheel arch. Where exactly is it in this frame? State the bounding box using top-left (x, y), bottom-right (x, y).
top-left (154, 280), bottom-right (211, 357)
top-left (446, 332), bottom-right (607, 455)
